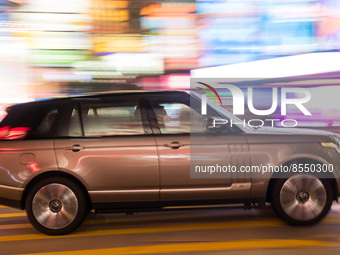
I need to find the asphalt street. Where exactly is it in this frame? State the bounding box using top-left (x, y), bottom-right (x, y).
top-left (1, 203), bottom-right (340, 255)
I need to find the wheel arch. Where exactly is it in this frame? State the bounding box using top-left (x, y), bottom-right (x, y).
top-left (20, 171), bottom-right (92, 210)
top-left (266, 158), bottom-right (338, 203)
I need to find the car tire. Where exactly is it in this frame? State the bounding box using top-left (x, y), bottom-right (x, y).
top-left (25, 176), bottom-right (88, 235)
top-left (271, 174), bottom-right (333, 225)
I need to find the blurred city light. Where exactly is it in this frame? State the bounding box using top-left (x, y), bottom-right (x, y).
top-left (0, 0), bottom-right (340, 128)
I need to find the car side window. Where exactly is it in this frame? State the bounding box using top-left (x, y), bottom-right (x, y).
top-left (36, 110), bottom-right (58, 134)
top-left (58, 107), bottom-right (83, 137)
top-left (0, 103), bottom-right (64, 140)
top-left (81, 101), bottom-right (145, 137)
top-left (29, 107), bottom-right (65, 139)
top-left (148, 96), bottom-right (208, 135)
top-left (148, 95), bottom-right (239, 135)
top-left (152, 103), bottom-right (206, 134)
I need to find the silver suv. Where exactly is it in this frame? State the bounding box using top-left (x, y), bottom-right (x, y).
top-left (0, 91), bottom-right (339, 235)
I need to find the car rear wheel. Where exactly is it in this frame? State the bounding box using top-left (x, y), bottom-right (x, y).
top-left (25, 177), bottom-right (88, 235)
top-left (271, 174), bottom-right (333, 225)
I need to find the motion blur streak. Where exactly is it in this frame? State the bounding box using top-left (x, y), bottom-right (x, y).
top-left (0, 212), bottom-right (26, 218)
top-left (0, 220), bottom-right (284, 242)
top-left (15, 239), bottom-right (339, 255)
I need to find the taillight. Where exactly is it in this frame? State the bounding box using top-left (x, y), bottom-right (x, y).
top-left (0, 126), bottom-right (30, 140)
top-left (0, 126), bottom-right (10, 139)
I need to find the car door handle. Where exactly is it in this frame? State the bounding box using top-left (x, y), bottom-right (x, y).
top-left (65, 144), bottom-right (85, 152)
top-left (165, 142), bottom-right (183, 149)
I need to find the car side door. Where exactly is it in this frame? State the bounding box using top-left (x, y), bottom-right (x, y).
top-left (147, 92), bottom-right (251, 202)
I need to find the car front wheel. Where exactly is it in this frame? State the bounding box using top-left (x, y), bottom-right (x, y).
top-left (25, 177), bottom-right (88, 235)
top-left (271, 174), bottom-right (333, 225)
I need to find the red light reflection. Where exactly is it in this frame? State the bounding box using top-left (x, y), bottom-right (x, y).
top-left (27, 161), bottom-right (40, 172)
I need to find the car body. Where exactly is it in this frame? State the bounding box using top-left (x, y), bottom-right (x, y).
top-left (0, 90), bottom-right (339, 235)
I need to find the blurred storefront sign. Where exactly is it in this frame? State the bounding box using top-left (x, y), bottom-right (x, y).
top-left (46, 53), bottom-right (164, 83)
top-left (28, 32), bottom-right (91, 50)
top-left (10, 13), bottom-right (91, 32)
top-left (196, 0), bottom-right (325, 67)
top-left (10, 0), bottom-right (91, 68)
top-left (197, 0), bottom-right (261, 67)
top-left (139, 74), bottom-right (190, 90)
top-left (93, 35), bottom-right (144, 55)
top-left (260, 0), bottom-right (319, 55)
top-left (13, 0), bottom-right (89, 13)
top-left (41, 70), bottom-right (136, 83)
top-left (91, 0), bottom-right (129, 33)
top-left (140, 2), bottom-right (199, 70)
top-left (102, 53), bottom-right (164, 75)
top-left (42, 71), bottom-right (92, 82)
top-left (30, 50), bottom-right (91, 67)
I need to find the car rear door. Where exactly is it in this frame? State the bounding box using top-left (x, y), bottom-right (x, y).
top-left (54, 95), bottom-right (160, 206)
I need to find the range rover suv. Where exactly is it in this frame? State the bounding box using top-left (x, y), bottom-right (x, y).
top-left (0, 90), bottom-right (339, 235)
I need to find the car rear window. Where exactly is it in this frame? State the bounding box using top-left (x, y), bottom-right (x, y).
top-left (0, 103), bottom-right (63, 140)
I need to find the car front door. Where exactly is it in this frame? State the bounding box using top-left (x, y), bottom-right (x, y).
top-left (147, 93), bottom-right (251, 202)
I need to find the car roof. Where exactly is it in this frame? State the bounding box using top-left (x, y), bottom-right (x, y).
top-left (74, 90), bottom-right (188, 98)
top-left (8, 90), bottom-right (189, 109)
